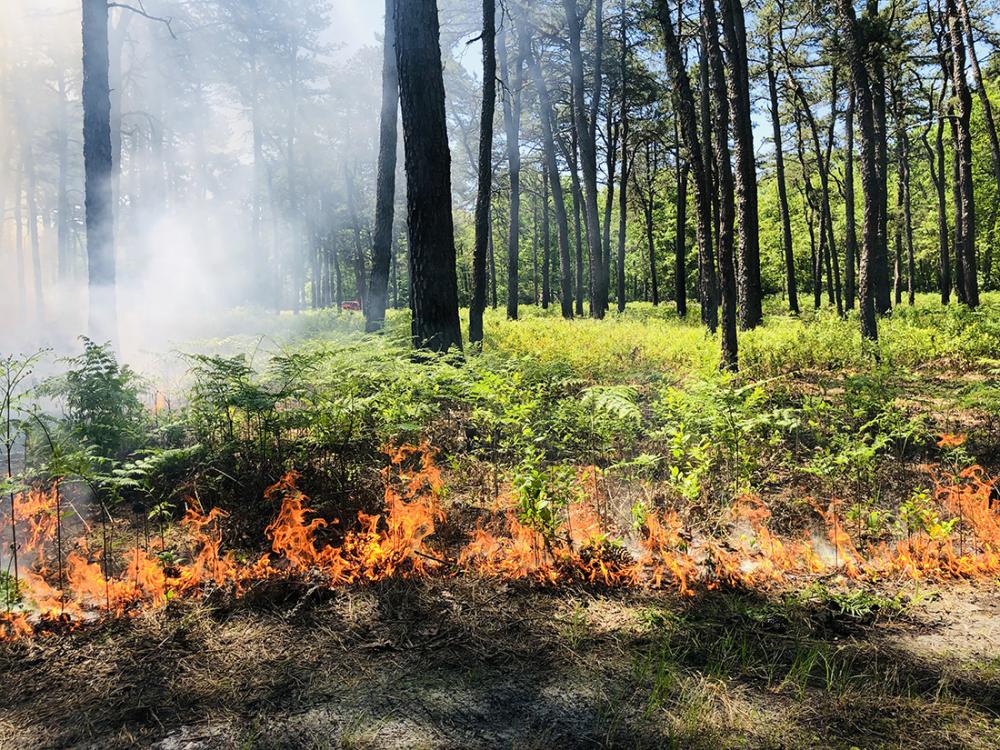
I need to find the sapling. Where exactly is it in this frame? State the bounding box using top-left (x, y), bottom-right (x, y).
top-left (1, 351), bottom-right (47, 610)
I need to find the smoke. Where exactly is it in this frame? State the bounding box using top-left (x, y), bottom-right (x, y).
top-left (0, 0), bottom-right (385, 362)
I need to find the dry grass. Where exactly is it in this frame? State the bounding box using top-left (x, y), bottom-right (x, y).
top-left (2, 576), bottom-right (999, 749)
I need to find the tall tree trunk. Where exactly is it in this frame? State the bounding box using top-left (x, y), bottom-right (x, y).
top-left (617, 9), bottom-right (630, 316)
top-left (532, 194), bottom-right (539, 303)
top-left (615, 0), bottom-right (630, 314)
top-left (488, 211), bottom-right (497, 307)
top-left (720, 0), bottom-right (761, 329)
top-left (947, 0), bottom-right (979, 307)
top-left (469, 0), bottom-right (496, 344)
top-left (604, 115), bottom-right (618, 309)
top-left (951, 111), bottom-right (967, 303)
top-left (524, 33), bottom-right (575, 318)
top-left (923, 87), bottom-right (951, 304)
top-left (766, 44), bottom-right (798, 314)
top-left (792, 110), bottom-right (822, 310)
top-left (675, 151), bottom-right (689, 318)
top-left (703, 0), bottom-right (738, 371)
top-left (366, 0), bottom-right (399, 333)
top-left (958, 0), bottom-right (1000, 207)
top-left (564, 0), bottom-right (608, 318)
top-left (870, 5), bottom-right (891, 316)
top-left (83, 0), bottom-right (117, 344)
top-left (498, 24), bottom-right (524, 320)
top-left (655, 0), bottom-right (717, 332)
top-left (569, 124), bottom-right (586, 315)
top-left (836, 0), bottom-right (880, 343)
top-left (395, 0), bottom-right (463, 351)
top-left (700, 32), bottom-right (720, 328)
top-left (892, 82), bottom-right (915, 306)
top-left (541, 164), bottom-right (551, 309)
top-left (844, 86), bottom-right (858, 309)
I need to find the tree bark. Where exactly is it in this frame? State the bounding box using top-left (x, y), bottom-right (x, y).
top-left (923, 87), bottom-right (951, 305)
top-left (675, 148), bottom-right (689, 318)
top-left (469, 0), bottom-right (496, 344)
top-left (604, 115), bottom-right (619, 310)
top-left (720, 0), bottom-right (762, 329)
top-left (395, 0), bottom-right (463, 351)
top-left (868, 2), bottom-right (891, 316)
top-left (524, 33), bottom-right (575, 318)
top-left (655, 0), bottom-right (717, 332)
top-left (617, 7), bottom-right (630, 315)
top-left (542, 164), bottom-right (551, 309)
top-left (766, 43), bottom-right (798, 314)
top-left (844, 85), bottom-right (858, 309)
top-left (564, 0), bottom-right (608, 317)
top-left (947, 0), bottom-right (979, 307)
top-left (702, 0), bottom-right (738, 371)
top-left (366, 0), bottom-right (400, 333)
top-left (568, 123), bottom-right (586, 315)
top-left (958, 0), bottom-right (1000, 211)
top-left (83, 0), bottom-right (118, 344)
top-left (498, 23), bottom-right (525, 320)
top-left (836, 0), bottom-right (879, 343)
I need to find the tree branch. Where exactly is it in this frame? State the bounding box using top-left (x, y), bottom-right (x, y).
top-left (108, 1), bottom-right (176, 39)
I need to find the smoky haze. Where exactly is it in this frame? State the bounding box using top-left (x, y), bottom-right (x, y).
top-left (0, 0), bottom-right (482, 363)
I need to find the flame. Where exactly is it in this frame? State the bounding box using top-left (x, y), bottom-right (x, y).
top-left (3, 452), bottom-right (1000, 643)
top-left (937, 433), bottom-right (967, 448)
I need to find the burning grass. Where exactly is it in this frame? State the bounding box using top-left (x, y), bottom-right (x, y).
top-left (3, 444), bottom-right (1000, 643)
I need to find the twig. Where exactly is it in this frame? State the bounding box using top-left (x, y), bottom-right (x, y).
top-left (109, 1), bottom-right (176, 39)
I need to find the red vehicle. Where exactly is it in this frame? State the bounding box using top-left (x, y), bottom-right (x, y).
top-left (341, 301), bottom-right (362, 312)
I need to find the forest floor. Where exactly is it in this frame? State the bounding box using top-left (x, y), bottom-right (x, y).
top-left (3, 298), bottom-right (1000, 748)
top-left (1, 576), bottom-right (998, 749)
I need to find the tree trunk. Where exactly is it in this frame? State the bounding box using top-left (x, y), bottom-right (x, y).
top-left (498, 24), bottom-right (524, 320)
top-left (951, 111), bottom-right (967, 304)
top-left (703, 0), bottom-right (738, 371)
top-left (542, 164), bottom-right (551, 309)
top-left (604, 115), bottom-right (619, 309)
top-left (564, 0), bottom-right (607, 317)
top-left (923, 88), bottom-right (951, 304)
top-left (655, 0), bottom-right (717, 332)
top-left (366, 0), bottom-right (400, 333)
top-left (836, 0), bottom-right (879, 343)
top-left (958, 0), bottom-right (1000, 211)
top-left (469, 0), bottom-right (496, 344)
top-left (947, 0), bottom-right (979, 307)
top-left (395, 0), bottom-right (463, 351)
top-left (83, 0), bottom-right (118, 344)
top-left (675, 151), bottom-right (689, 318)
top-left (488, 210), bottom-right (497, 307)
top-left (871, 15), bottom-right (891, 317)
top-left (524, 33), bottom-right (575, 318)
top-left (532, 195), bottom-right (539, 303)
top-left (844, 86), bottom-right (858, 309)
top-left (720, 0), bottom-right (761, 329)
top-left (766, 44), bottom-right (798, 314)
top-left (568, 123), bottom-right (586, 315)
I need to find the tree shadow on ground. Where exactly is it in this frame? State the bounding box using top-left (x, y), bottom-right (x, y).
top-left (0, 579), bottom-right (997, 749)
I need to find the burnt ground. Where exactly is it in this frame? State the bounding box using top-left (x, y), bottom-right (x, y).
top-left (1, 577), bottom-right (998, 750)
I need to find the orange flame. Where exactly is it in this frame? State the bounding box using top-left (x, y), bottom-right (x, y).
top-left (4, 453), bottom-right (1000, 643)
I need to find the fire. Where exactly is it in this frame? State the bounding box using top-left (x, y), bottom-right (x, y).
top-left (3, 448), bottom-right (1000, 643)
